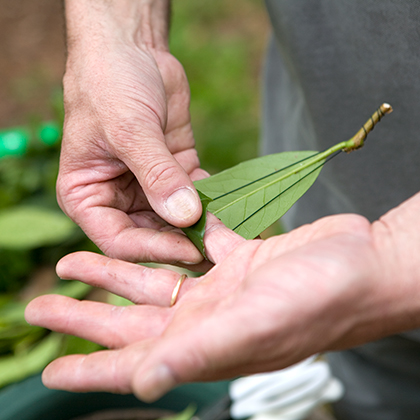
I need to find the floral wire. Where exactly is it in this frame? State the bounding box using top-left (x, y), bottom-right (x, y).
top-left (232, 150), bottom-right (342, 233)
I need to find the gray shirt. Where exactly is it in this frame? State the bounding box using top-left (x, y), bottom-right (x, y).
top-left (262, 0), bottom-right (420, 226)
top-left (262, 1), bottom-right (420, 342)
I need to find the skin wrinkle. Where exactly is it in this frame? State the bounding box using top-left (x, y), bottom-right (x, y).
top-left (138, 3), bottom-right (157, 50)
top-left (111, 50), bottom-right (167, 103)
top-left (82, 300), bottom-right (125, 348)
top-left (108, 93), bottom-right (166, 136)
top-left (77, 304), bottom-right (133, 350)
top-left (107, 180), bottom-right (138, 212)
top-left (63, 297), bottom-right (80, 334)
top-left (372, 216), bottom-right (402, 280)
top-left (104, 257), bottom-right (119, 283)
top-left (369, 216), bottom-right (416, 334)
top-left (128, 211), bottom-right (167, 230)
top-left (58, 179), bottom-right (116, 218)
top-left (60, 158), bottom-right (199, 258)
top-left (112, 349), bottom-right (131, 394)
top-left (109, 305), bottom-right (128, 348)
top-left (142, 269), bottom-right (172, 306)
top-left (128, 268), bottom-right (148, 304)
top-left (166, 90), bottom-right (189, 118)
top-left (173, 151), bottom-right (201, 176)
top-left (98, 176), bottom-right (147, 212)
top-left (74, 354), bottom-right (88, 390)
top-left (165, 126), bottom-right (195, 154)
top-left (69, 62), bottom-right (166, 138)
top-left (144, 229), bottom-right (171, 262)
top-left (100, 224), bottom-right (137, 259)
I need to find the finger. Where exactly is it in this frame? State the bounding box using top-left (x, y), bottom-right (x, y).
top-left (173, 148), bottom-right (201, 175)
top-left (120, 134), bottom-right (202, 229)
top-left (58, 169), bottom-right (204, 264)
top-left (165, 124), bottom-right (196, 155)
top-left (203, 213), bottom-right (248, 265)
top-left (25, 295), bottom-right (170, 348)
top-left (130, 300), bottom-right (266, 402)
top-left (56, 252), bottom-right (200, 305)
top-left (78, 206), bottom-right (204, 264)
top-left (42, 341), bottom-right (152, 394)
top-left (190, 168), bottom-right (210, 182)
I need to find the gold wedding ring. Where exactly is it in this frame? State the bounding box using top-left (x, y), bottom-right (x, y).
top-left (170, 274), bottom-right (187, 307)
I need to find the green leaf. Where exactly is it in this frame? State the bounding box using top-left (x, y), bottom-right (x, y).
top-left (0, 332), bottom-right (62, 388)
top-left (195, 151), bottom-right (324, 239)
top-left (0, 205), bottom-right (76, 250)
top-left (159, 404), bottom-right (197, 420)
top-left (61, 335), bottom-right (103, 356)
top-left (181, 191), bottom-right (213, 258)
top-left (181, 104), bottom-right (393, 252)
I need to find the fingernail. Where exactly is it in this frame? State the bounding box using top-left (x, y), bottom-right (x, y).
top-left (165, 188), bottom-right (199, 222)
top-left (138, 364), bottom-right (177, 402)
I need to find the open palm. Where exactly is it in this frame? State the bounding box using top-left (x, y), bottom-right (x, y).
top-left (26, 212), bottom-right (391, 402)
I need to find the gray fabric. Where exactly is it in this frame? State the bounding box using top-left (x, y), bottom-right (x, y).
top-left (327, 338), bottom-right (420, 420)
top-left (262, 0), bottom-right (420, 225)
top-left (262, 1), bottom-right (420, 418)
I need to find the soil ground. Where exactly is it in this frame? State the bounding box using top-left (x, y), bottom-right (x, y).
top-left (0, 0), bottom-right (65, 128)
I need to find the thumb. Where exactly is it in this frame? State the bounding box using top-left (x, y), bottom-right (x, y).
top-left (123, 137), bottom-right (202, 228)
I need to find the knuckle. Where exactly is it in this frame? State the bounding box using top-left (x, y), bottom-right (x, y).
top-left (142, 160), bottom-right (181, 192)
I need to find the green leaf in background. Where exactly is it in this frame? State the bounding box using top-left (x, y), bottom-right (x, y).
top-left (159, 404), bottom-right (197, 420)
top-left (181, 191), bottom-right (213, 258)
top-left (0, 280), bottom-right (95, 389)
top-left (195, 150), bottom-right (324, 239)
top-left (0, 332), bottom-right (62, 388)
top-left (0, 280), bottom-right (91, 327)
top-left (0, 205), bottom-right (76, 250)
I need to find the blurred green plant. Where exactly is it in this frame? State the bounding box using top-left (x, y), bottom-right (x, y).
top-left (0, 95), bottom-right (103, 388)
top-left (170, 0), bottom-right (267, 174)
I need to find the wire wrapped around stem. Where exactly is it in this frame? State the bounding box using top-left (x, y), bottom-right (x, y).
top-left (344, 103), bottom-right (393, 152)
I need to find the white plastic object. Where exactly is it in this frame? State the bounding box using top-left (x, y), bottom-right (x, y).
top-left (229, 356), bottom-right (344, 420)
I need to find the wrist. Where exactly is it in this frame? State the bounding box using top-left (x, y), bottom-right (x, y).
top-left (64, 0), bottom-right (170, 54)
top-left (327, 195), bottom-right (420, 350)
top-left (369, 194), bottom-right (420, 336)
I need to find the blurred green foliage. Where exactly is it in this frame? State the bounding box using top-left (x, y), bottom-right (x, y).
top-left (0, 95), bottom-right (101, 387)
top-left (170, 0), bottom-right (267, 174)
top-left (0, 95), bottom-right (98, 295)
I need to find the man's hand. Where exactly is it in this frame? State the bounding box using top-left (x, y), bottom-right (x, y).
top-left (59, 0), bottom-right (206, 264)
top-left (25, 194), bottom-right (420, 402)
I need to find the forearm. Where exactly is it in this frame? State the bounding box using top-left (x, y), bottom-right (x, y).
top-left (64, 0), bottom-right (171, 53)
